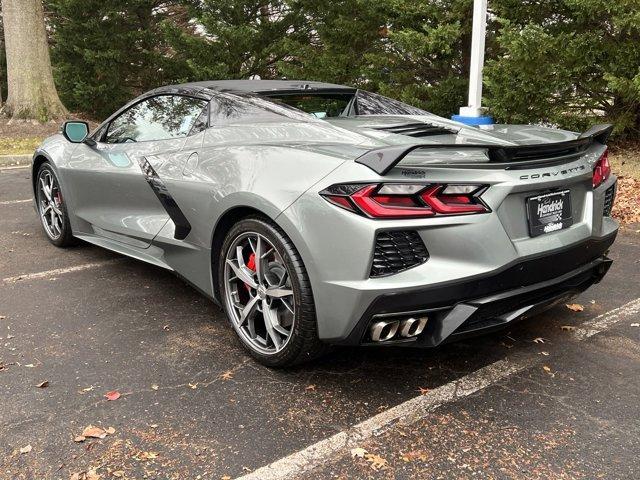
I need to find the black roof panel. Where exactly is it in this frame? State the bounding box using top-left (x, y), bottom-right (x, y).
top-left (149, 80), bottom-right (356, 97)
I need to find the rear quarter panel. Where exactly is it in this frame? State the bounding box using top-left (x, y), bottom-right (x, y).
top-left (154, 142), bottom-right (349, 297)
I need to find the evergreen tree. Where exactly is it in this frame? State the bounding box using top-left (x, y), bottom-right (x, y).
top-left (485, 0), bottom-right (640, 136)
top-left (48, 0), bottom-right (191, 118)
top-left (164, 0), bottom-right (308, 80)
top-left (280, 0), bottom-right (476, 119)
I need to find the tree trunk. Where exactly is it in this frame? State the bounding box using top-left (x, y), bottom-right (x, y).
top-left (1, 0), bottom-right (67, 120)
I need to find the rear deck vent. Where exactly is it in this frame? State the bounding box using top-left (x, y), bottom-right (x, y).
top-left (370, 122), bottom-right (455, 138)
top-left (603, 183), bottom-right (616, 216)
top-left (371, 230), bottom-right (429, 277)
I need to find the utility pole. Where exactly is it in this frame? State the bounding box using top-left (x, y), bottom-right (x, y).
top-left (452, 0), bottom-right (493, 126)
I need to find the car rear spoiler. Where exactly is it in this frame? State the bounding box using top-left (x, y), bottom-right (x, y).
top-left (355, 124), bottom-right (613, 175)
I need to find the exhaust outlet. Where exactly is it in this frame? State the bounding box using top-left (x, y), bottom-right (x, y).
top-left (399, 317), bottom-right (428, 338)
top-left (370, 320), bottom-right (400, 342)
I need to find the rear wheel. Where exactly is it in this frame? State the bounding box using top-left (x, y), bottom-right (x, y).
top-left (218, 217), bottom-right (326, 367)
top-left (35, 163), bottom-right (76, 247)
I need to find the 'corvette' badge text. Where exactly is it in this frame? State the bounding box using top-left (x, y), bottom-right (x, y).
top-left (519, 164), bottom-right (585, 180)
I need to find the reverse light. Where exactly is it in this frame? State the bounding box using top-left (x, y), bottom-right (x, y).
top-left (592, 149), bottom-right (611, 189)
top-left (320, 183), bottom-right (489, 219)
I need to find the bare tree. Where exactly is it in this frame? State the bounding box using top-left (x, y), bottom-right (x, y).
top-left (1, 0), bottom-right (67, 120)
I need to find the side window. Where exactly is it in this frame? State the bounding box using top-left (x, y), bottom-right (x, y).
top-left (105, 95), bottom-right (208, 143)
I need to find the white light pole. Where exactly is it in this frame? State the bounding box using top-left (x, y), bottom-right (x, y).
top-left (454, 0), bottom-right (492, 125)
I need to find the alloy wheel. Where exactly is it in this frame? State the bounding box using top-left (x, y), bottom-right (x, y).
top-left (37, 169), bottom-right (65, 240)
top-left (223, 232), bottom-right (295, 355)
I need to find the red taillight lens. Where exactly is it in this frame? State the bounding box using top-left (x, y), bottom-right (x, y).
top-left (420, 185), bottom-right (488, 214)
top-left (320, 183), bottom-right (489, 219)
top-left (592, 149), bottom-right (611, 189)
top-left (352, 184), bottom-right (432, 218)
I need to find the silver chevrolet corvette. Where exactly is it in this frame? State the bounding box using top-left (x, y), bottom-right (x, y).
top-left (32, 80), bottom-right (618, 366)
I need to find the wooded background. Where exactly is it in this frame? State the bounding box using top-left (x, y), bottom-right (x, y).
top-left (0, 0), bottom-right (639, 138)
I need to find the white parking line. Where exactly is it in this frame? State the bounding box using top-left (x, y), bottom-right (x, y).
top-left (0, 164), bottom-right (30, 170)
top-left (238, 297), bottom-right (640, 480)
top-left (2, 259), bottom-right (123, 284)
top-left (0, 199), bottom-right (31, 206)
top-left (573, 298), bottom-right (640, 340)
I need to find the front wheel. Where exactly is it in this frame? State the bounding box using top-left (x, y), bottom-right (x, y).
top-left (35, 163), bottom-right (77, 247)
top-left (218, 217), bottom-right (326, 367)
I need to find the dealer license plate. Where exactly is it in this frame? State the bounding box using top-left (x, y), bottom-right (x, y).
top-left (526, 190), bottom-right (573, 237)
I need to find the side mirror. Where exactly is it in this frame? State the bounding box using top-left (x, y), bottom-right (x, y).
top-left (62, 121), bottom-right (90, 143)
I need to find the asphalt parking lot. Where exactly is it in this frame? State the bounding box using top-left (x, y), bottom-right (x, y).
top-left (1, 164), bottom-right (639, 480)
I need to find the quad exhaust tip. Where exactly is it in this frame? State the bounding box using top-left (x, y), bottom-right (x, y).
top-left (370, 317), bottom-right (428, 342)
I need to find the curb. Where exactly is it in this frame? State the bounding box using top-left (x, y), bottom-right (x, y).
top-left (0, 154), bottom-right (31, 167)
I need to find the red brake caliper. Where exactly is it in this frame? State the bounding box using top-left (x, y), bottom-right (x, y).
top-left (245, 253), bottom-right (256, 291)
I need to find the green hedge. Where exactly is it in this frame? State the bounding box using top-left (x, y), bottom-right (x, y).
top-left (45, 0), bottom-right (640, 137)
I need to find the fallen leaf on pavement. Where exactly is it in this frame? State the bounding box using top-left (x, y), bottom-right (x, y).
top-left (135, 451), bottom-right (159, 461)
top-left (82, 426), bottom-right (107, 439)
top-left (364, 453), bottom-right (388, 471)
top-left (79, 386), bottom-right (94, 394)
top-left (543, 365), bottom-right (551, 372)
top-left (70, 469), bottom-right (100, 480)
top-left (533, 337), bottom-right (545, 344)
top-left (220, 371), bottom-right (234, 381)
top-left (560, 325), bottom-right (576, 331)
top-left (566, 303), bottom-right (584, 312)
top-left (151, 384), bottom-right (159, 391)
top-left (401, 450), bottom-right (429, 462)
top-left (19, 444), bottom-right (32, 454)
top-left (418, 387), bottom-right (430, 395)
top-left (188, 383), bottom-right (198, 389)
top-left (112, 471), bottom-right (124, 478)
top-left (0, 315), bottom-right (6, 320)
top-left (539, 351), bottom-right (550, 356)
top-left (305, 384), bottom-right (316, 391)
top-left (351, 447), bottom-right (367, 458)
top-left (105, 427), bottom-right (116, 435)
top-left (104, 390), bottom-right (121, 401)
top-left (74, 435), bottom-right (86, 443)
top-left (36, 381), bottom-right (49, 388)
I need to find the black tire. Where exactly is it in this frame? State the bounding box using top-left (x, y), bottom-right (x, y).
top-left (218, 216), bottom-right (327, 367)
top-left (35, 163), bottom-right (77, 248)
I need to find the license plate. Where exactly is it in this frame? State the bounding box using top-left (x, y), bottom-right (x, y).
top-left (526, 190), bottom-right (573, 237)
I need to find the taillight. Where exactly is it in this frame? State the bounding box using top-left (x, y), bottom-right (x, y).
top-left (320, 183), bottom-right (489, 219)
top-left (592, 149), bottom-right (611, 189)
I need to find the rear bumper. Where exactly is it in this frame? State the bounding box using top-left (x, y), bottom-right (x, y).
top-left (334, 232), bottom-right (616, 346)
